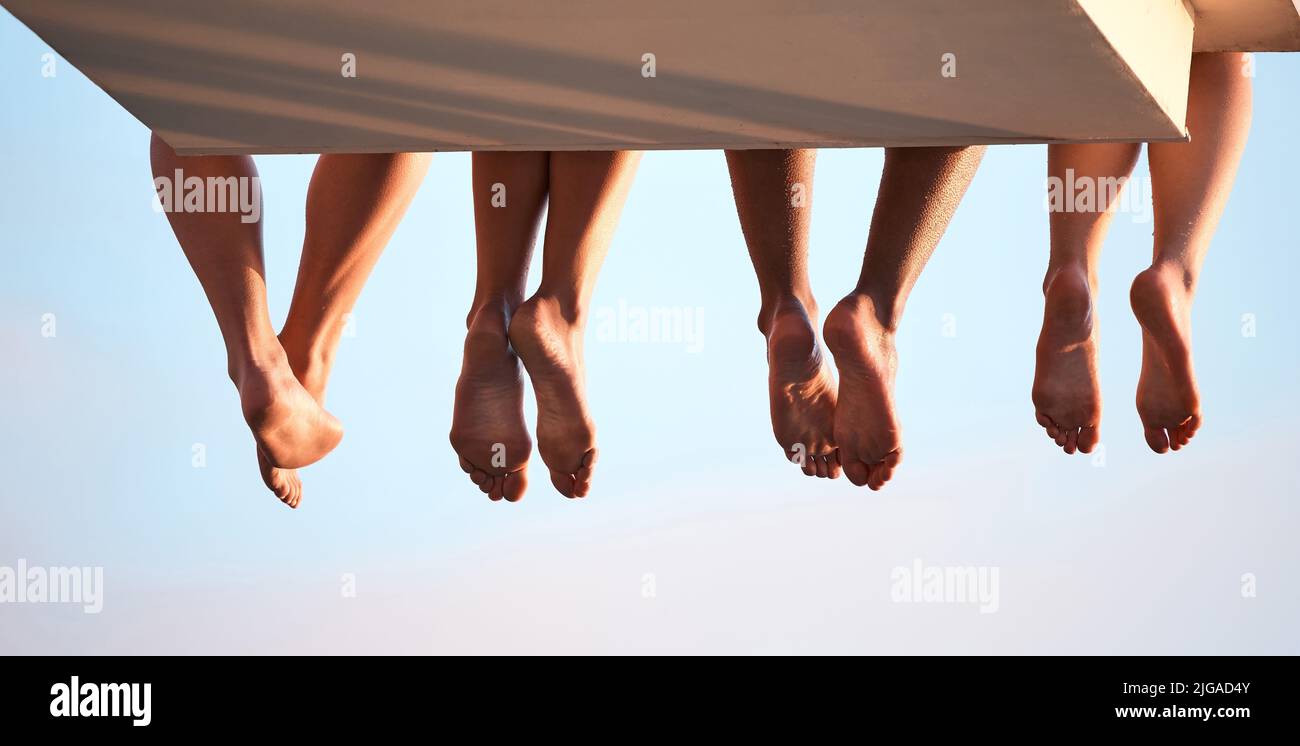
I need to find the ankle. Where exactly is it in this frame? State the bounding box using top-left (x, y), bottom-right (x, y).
top-left (227, 337), bottom-right (289, 389)
top-left (1146, 261), bottom-right (1196, 295)
top-left (1042, 265), bottom-right (1095, 298)
top-left (463, 304), bottom-right (513, 359)
top-left (524, 291), bottom-right (585, 327)
top-left (843, 287), bottom-right (903, 334)
top-left (1042, 270), bottom-right (1095, 334)
top-left (467, 292), bottom-right (523, 329)
top-left (276, 331), bottom-right (334, 402)
top-left (757, 291), bottom-right (818, 336)
top-left (824, 293), bottom-right (898, 361)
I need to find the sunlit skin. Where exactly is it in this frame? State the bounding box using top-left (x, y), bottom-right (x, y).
top-left (450, 151), bottom-right (641, 502)
top-left (1034, 52), bottom-right (1252, 454)
top-left (726, 150), bottom-right (839, 478)
top-left (151, 135), bottom-right (430, 507)
top-left (727, 146), bottom-right (986, 490)
top-left (146, 51), bottom-right (1249, 511)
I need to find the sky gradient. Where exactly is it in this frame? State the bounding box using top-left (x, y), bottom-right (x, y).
top-left (1, 13), bottom-right (1296, 654)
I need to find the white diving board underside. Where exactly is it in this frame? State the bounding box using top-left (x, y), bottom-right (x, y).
top-left (2, 0), bottom-right (1296, 154)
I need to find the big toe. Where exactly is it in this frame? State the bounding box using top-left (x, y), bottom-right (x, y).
top-left (1143, 424), bottom-right (1171, 454)
top-left (549, 469), bottom-right (577, 499)
top-left (1078, 426), bottom-right (1099, 453)
top-left (843, 458), bottom-right (871, 487)
top-left (574, 449), bottom-right (597, 497)
top-left (502, 469), bottom-right (529, 502)
top-left (867, 466), bottom-right (886, 491)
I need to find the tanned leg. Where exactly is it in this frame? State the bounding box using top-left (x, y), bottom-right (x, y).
top-left (451, 152), bottom-right (549, 502)
top-left (824, 146), bottom-right (985, 490)
top-left (509, 151), bottom-right (642, 498)
top-left (1033, 142), bottom-right (1141, 454)
top-left (260, 152), bottom-right (431, 507)
top-left (1133, 52), bottom-right (1252, 452)
top-left (725, 149), bottom-right (839, 478)
top-left (150, 134), bottom-right (343, 486)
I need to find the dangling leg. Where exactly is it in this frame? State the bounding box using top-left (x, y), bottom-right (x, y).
top-left (259, 152), bottom-right (430, 507)
top-left (1133, 52), bottom-right (1252, 452)
top-left (725, 149), bottom-right (838, 478)
top-left (824, 146), bottom-right (985, 490)
top-left (509, 151), bottom-right (642, 498)
top-left (451, 152), bottom-right (548, 502)
top-left (150, 134), bottom-right (343, 487)
top-left (1033, 142), bottom-right (1141, 454)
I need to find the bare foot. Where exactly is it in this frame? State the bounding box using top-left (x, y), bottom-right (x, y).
top-left (823, 293), bottom-right (903, 490)
top-left (233, 349), bottom-right (343, 472)
top-left (450, 302), bottom-right (533, 502)
top-left (764, 298), bottom-right (839, 477)
top-left (508, 295), bottom-right (597, 499)
top-left (1131, 264), bottom-right (1201, 453)
top-left (253, 334), bottom-right (331, 510)
top-left (1032, 270), bottom-right (1102, 454)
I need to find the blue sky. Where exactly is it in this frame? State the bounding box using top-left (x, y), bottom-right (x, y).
top-left (1, 12), bottom-right (1296, 653)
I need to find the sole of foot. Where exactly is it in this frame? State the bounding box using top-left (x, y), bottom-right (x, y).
top-left (1131, 264), bottom-right (1201, 453)
top-left (508, 295), bottom-right (598, 499)
top-left (450, 303), bottom-right (533, 503)
top-left (1032, 269), bottom-right (1102, 455)
top-left (766, 299), bottom-right (839, 478)
top-left (823, 292), bottom-right (903, 491)
top-left (237, 359), bottom-right (344, 471)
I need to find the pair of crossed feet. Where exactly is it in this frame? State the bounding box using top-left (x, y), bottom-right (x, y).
top-left (450, 296), bottom-right (597, 503)
top-left (1033, 264), bottom-right (1203, 455)
top-left (230, 336), bottom-right (342, 510)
